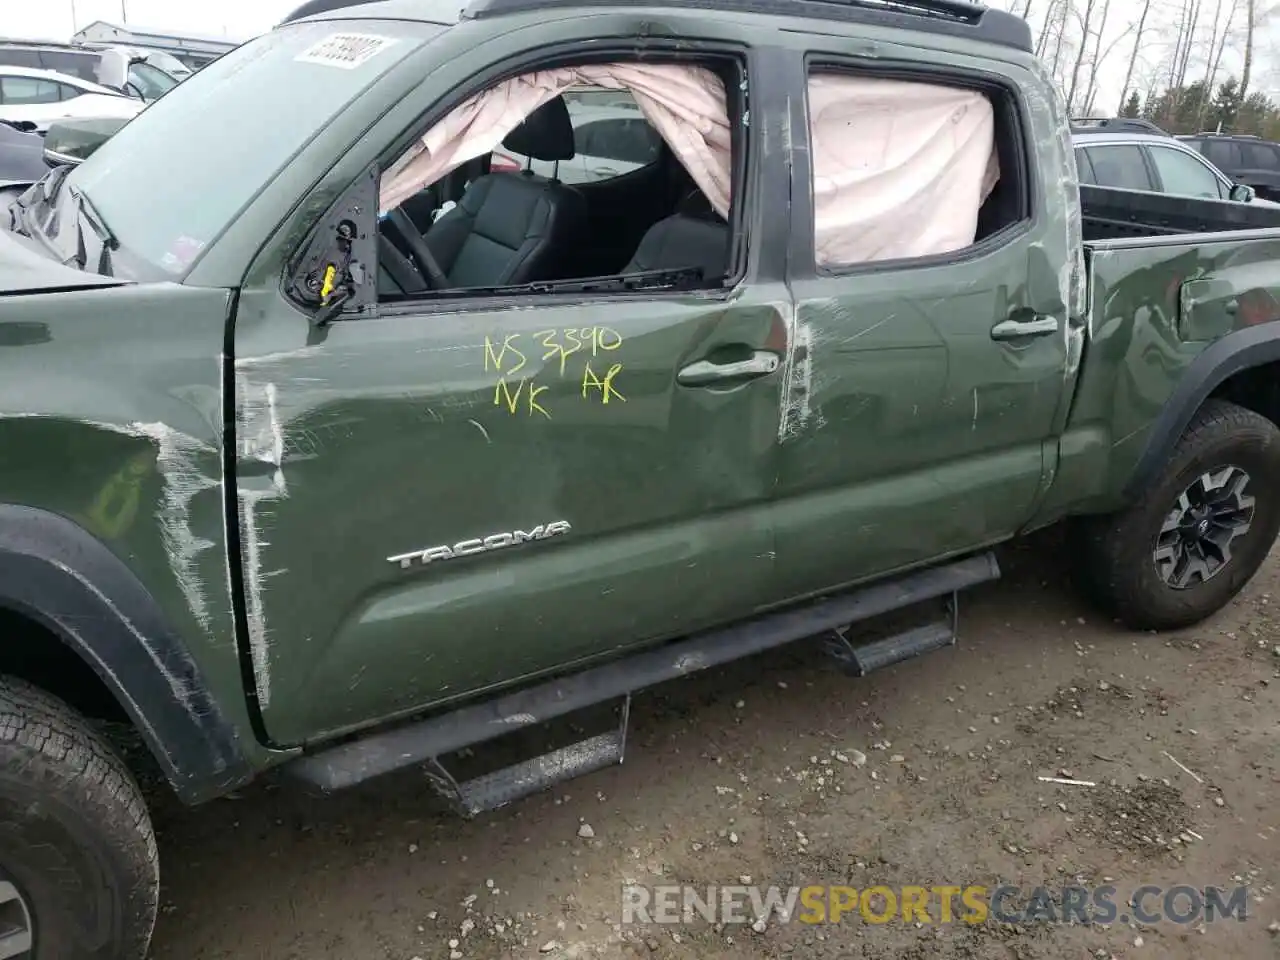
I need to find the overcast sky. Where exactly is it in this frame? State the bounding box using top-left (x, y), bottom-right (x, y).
top-left (1004, 0), bottom-right (1280, 108)
top-left (7, 0), bottom-right (296, 43)
top-left (5, 0), bottom-right (1276, 108)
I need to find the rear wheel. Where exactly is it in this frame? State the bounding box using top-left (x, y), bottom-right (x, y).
top-left (1073, 399), bottom-right (1280, 630)
top-left (0, 675), bottom-right (158, 959)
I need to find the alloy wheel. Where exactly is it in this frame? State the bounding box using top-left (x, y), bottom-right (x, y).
top-left (1153, 465), bottom-right (1255, 589)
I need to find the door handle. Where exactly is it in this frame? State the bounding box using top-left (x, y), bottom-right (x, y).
top-left (990, 314), bottom-right (1060, 340)
top-left (677, 350), bottom-right (780, 386)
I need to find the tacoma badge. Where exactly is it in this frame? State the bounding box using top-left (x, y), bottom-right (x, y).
top-left (387, 521), bottom-right (572, 569)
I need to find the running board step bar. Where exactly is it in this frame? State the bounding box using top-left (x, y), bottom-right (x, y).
top-left (426, 699), bottom-right (630, 817)
top-left (824, 618), bottom-right (956, 677)
top-left (286, 552), bottom-right (1000, 809)
top-left (822, 589), bottom-right (961, 676)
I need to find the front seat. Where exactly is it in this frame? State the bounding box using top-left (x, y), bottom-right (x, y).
top-left (622, 188), bottom-right (731, 282)
top-left (423, 97), bottom-right (587, 288)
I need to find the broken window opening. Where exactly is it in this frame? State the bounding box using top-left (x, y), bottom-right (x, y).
top-left (375, 58), bottom-right (746, 302)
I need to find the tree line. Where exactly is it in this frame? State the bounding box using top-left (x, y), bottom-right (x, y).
top-left (1121, 76), bottom-right (1280, 138)
top-left (1005, 0), bottom-right (1280, 138)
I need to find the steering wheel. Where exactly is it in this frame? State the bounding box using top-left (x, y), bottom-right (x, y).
top-left (383, 208), bottom-right (451, 290)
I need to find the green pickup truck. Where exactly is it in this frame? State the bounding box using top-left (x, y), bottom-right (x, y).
top-left (5, 0), bottom-right (1280, 956)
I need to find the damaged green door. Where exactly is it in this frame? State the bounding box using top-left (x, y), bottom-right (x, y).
top-left (233, 291), bottom-right (787, 744)
top-left (224, 12), bottom-right (793, 746)
top-left (765, 44), bottom-right (1081, 603)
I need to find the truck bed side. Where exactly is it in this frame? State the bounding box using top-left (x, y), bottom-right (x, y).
top-left (1032, 220), bottom-right (1280, 527)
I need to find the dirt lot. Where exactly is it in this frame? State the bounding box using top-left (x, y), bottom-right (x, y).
top-left (140, 531), bottom-right (1280, 960)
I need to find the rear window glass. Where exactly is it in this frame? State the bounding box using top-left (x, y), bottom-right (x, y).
top-left (1147, 145), bottom-right (1224, 198)
top-left (0, 76), bottom-right (64, 105)
top-left (38, 50), bottom-right (99, 83)
top-left (1074, 147), bottom-right (1095, 183)
top-left (1082, 144), bottom-right (1155, 192)
top-left (1242, 142), bottom-right (1280, 169)
top-left (0, 50), bottom-right (42, 69)
top-left (1203, 139), bottom-right (1237, 168)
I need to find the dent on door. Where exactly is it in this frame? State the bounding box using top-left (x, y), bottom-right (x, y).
top-left (770, 256), bottom-right (1066, 600)
top-left (232, 292), bottom-right (786, 745)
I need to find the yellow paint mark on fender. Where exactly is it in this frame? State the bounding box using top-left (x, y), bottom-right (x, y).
top-left (82, 450), bottom-right (151, 539)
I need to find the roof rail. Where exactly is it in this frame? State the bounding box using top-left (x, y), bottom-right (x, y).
top-left (1069, 116), bottom-right (1169, 137)
top-left (279, 0), bottom-right (385, 23)
top-left (462, 0), bottom-right (1032, 51)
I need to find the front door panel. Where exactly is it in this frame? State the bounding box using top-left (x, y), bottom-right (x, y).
top-left (233, 290), bottom-right (786, 744)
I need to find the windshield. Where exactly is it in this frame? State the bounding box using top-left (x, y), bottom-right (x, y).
top-left (41, 20), bottom-right (437, 280)
top-left (127, 61), bottom-right (178, 99)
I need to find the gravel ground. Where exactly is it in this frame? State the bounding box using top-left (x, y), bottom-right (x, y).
top-left (140, 530), bottom-right (1280, 959)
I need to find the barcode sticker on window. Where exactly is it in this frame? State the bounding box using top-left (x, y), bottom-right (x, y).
top-left (294, 33), bottom-right (399, 70)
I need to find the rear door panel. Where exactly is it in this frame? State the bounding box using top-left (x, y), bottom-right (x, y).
top-left (764, 42), bottom-right (1079, 603)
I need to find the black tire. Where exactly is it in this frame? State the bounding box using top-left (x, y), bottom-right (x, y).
top-left (1072, 399), bottom-right (1280, 631)
top-left (0, 675), bottom-right (158, 960)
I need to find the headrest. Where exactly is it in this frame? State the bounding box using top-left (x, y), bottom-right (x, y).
top-left (501, 97), bottom-right (576, 163)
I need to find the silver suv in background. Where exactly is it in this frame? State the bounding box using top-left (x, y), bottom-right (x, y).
top-left (1071, 119), bottom-right (1277, 206)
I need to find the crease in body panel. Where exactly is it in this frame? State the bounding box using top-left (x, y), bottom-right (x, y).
top-left (1027, 56), bottom-right (1085, 319)
top-left (3, 419), bottom-right (224, 742)
top-left (149, 424), bottom-right (220, 634)
top-left (235, 379), bottom-right (291, 708)
top-left (777, 301), bottom-right (814, 441)
top-left (841, 313), bottom-right (895, 343)
top-left (2, 415), bottom-right (222, 635)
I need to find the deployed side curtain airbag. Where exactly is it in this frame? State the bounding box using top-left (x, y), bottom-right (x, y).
top-left (807, 73), bottom-right (1000, 266)
top-left (379, 63), bottom-right (733, 217)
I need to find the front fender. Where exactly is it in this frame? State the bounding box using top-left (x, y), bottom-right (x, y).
top-left (0, 503), bottom-right (253, 803)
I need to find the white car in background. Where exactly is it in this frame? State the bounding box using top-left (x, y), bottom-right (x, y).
top-left (0, 66), bottom-right (145, 133)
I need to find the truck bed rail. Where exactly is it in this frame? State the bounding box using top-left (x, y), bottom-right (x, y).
top-left (1081, 184), bottom-right (1280, 241)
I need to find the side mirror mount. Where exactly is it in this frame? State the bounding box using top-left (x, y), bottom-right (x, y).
top-left (286, 166), bottom-right (379, 326)
top-left (43, 143), bottom-right (84, 170)
top-left (1230, 183), bottom-right (1257, 203)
